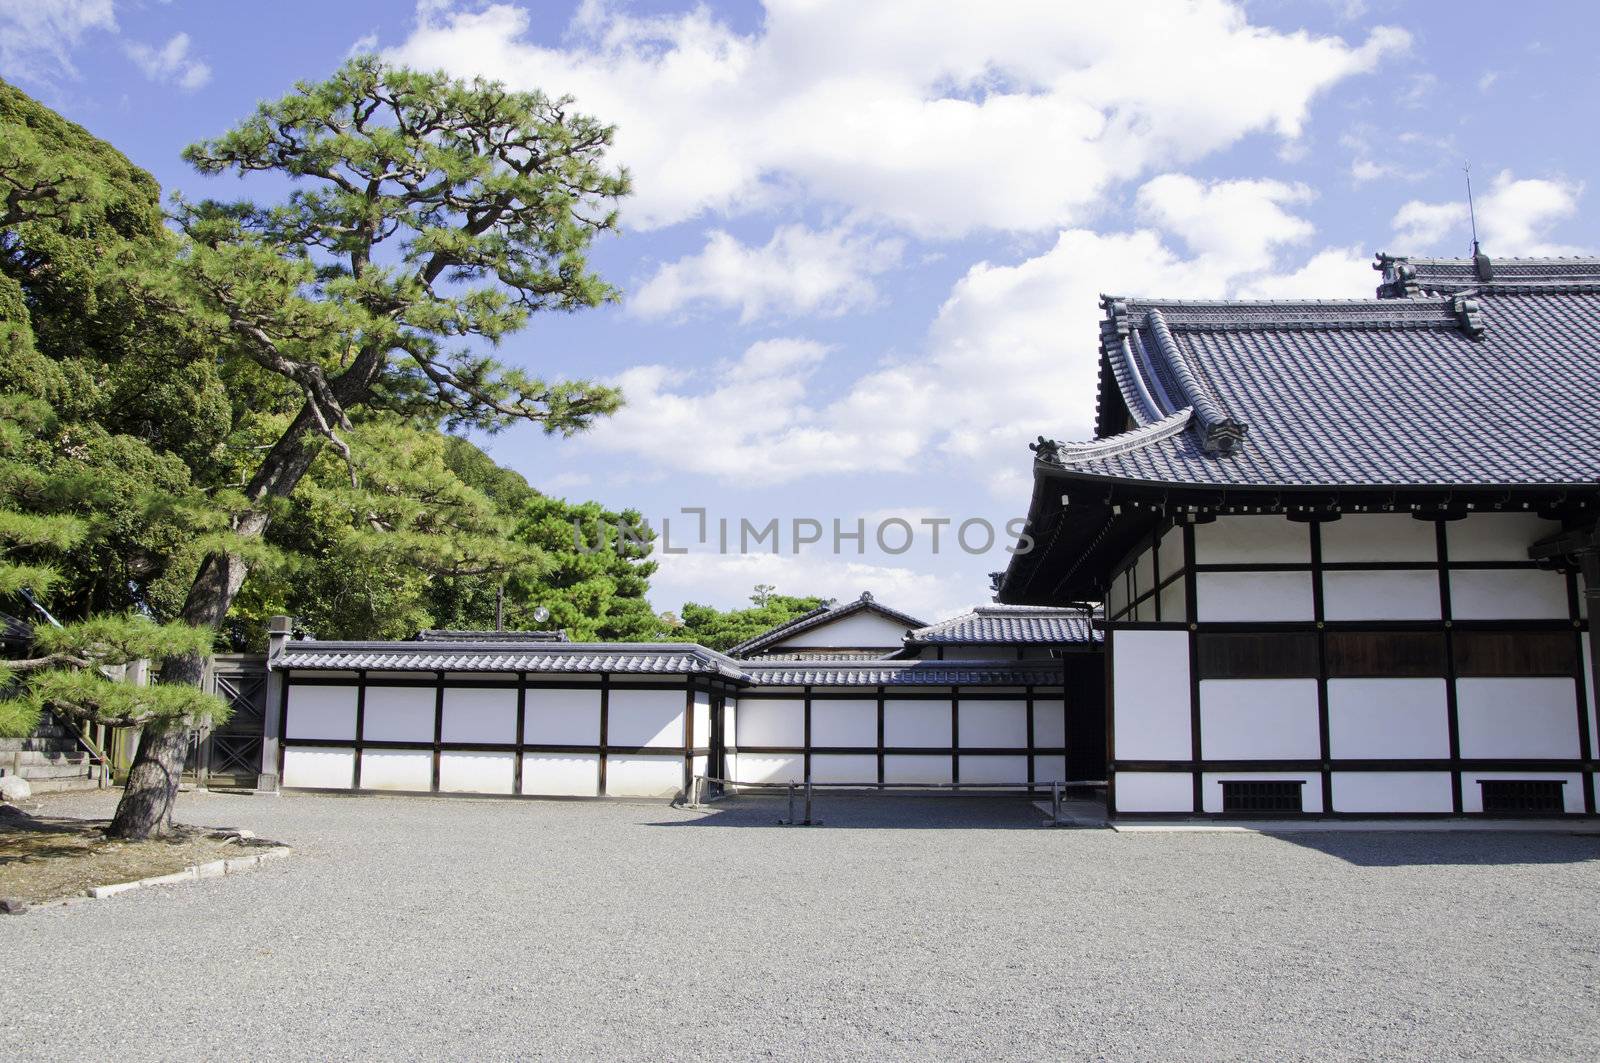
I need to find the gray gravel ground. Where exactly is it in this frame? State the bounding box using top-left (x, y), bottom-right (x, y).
top-left (4, 789), bottom-right (1599, 1062)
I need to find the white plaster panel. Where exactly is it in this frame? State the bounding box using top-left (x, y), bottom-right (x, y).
top-left (1462, 772), bottom-right (1584, 813)
top-left (1135, 547), bottom-right (1156, 600)
top-left (441, 687), bottom-right (517, 744)
top-left (1586, 636), bottom-right (1597, 759)
top-left (1114, 771), bottom-right (1192, 813)
top-left (282, 746), bottom-right (353, 789)
top-left (284, 685), bottom-right (357, 740)
top-left (723, 698), bottom-right (738, 750)
top-left (775, 610), bottom-right (908, 649)
top-left (439, 750), bottom-right (515, 794)
top-left (1158, 528), bottom-right (1185, 580)
top-left (607, 689), bottom-right (685, 749)
top-left (959, 700), bottom-right (1029, 748)
top-left (1200, 680), bottom-right (1320, 759)
top-left (810, 699), bottom-right (878, 747)
top-left (810, 754), bottom-right (878, 784)
top-left (1112, 630), bottom-right (1191, 760)
top-left (1202, 772), bottom-right (1322, 814)
top-left (737, 700), bottom-right (805, 747)
top-left (1448, 569), bottom-right (1569, 620)
top-left (1158, 580), bottom-right (1186, 622)
top-left (884, 754), bottom-right (953, 784)
top-left (1033, 755), bottom-right (1068, 783)
top-left (1032, 700), bottom-right (1067, 748)
top-left (732, 753), bottom-right (804, 785)
top-left (1447, 513), bottom-right (1561, 562)
top-left (1456, 678), bottom-right (1581, 758)
top-left (692, 693), bottom-right (711, 748)
top-left (1318, 515), bottom-right (1438, 563)
top-left (362, 686), bottom-right (436, 742)
top-left (883, 699), bottom-right (951, 748)
top-left (1108, 576), bottom-right (1128, 619)
top-left (522, 753), bottom-right (598, 797)
top-left (360, 749), bottom-right (433, 792)
top-left (1196, 571), bottom-right (1315, 622)
top-left (1327, 679), bottom-right (1450, 759)
top-left (523, 688), bottom-right (600, 746)
top-left (1321, 570), bottom-right (1441, 621)
top-left (604, 754), bottom-right (682, 798)
top-left (958, 755), bottom-right (1028, 785)
top-left (1194, 515), bottom-right (1309, 564)
top-left (1331, 772), bottom-right (1453, 813)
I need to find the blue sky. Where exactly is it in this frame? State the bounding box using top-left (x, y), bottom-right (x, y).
top-left (4, 0), bottom-right (1596, 620)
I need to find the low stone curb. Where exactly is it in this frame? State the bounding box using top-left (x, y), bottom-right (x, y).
top-left (2, 829), bottom-right (291, 914)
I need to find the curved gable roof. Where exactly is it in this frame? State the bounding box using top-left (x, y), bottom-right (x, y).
top-left (727, 592), bottom-right (927, 658)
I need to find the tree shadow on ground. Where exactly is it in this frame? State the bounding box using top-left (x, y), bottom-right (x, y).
top-left (649, 793), bottom-right (1060, 830)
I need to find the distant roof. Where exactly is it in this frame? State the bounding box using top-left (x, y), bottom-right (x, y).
top-left (727, 592), bottom-right (927, 658)
top-left (412, 629), bottom-right (569, 643)
top-left (276, 640), bottom-right (743, 679)
top-left (906, 605), bottom-right (1096, 645)
top-left (741, 659), bottom-right (1063, 687)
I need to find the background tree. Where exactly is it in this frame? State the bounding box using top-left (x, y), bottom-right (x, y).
top-left (109, 58), bottom-right (629, 837)
top-left (669, 589), bottom-right (828, 652)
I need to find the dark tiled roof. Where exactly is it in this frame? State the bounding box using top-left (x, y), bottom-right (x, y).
top-left (413, 629), bottom-right (568, 642)
top-left (1038, 262), bottom-right (1600, 490)
top-left (275, 640), bottom-right (744, 679)
top-left (1375, 253), bottom-right (1600, 297)
top-left (726, 592), bottom-right (927, 658)
top-left (905, 605), bottom-right (1096, 645)
top-left (742, 659), bottom-right (1063, 687)
top-left (742, 650), bottom-right (897, 662)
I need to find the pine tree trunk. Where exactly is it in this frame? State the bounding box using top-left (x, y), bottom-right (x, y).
top-left (105, 715), bottom-right (194, 839)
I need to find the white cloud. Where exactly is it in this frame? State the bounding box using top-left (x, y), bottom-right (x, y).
top-left (124, 31), bottom-right (210, 90)
top-left (0, 0), bottom-right (116, 82)
top-left (586, 175), bottom-right (1373, 489)
top-left (1392, 170), bottom-right (1586, 256)
top-left (1477, 70), bottom-right (1499, 93)
top-left (631, 224), bottom-right (904, 322)
top-left (387, 0), bottom-right (1408, 235)
top-left (649, 548), bottom-right (973, 620)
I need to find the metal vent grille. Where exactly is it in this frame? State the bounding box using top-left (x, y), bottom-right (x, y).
top-left (1480, 779), bottom-right (1565, 815)
top-left (1221, 780), bottom-right (1304, 814)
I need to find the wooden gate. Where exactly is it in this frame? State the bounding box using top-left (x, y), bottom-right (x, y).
top-left (194, 654), bottom-right (268, 789)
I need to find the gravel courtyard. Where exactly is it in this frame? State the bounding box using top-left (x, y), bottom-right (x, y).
top-left (4, 790), bottom-right (1598, 1062)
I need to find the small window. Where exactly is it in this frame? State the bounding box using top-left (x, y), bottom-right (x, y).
top-left (1479, 779), bottom-right (1565, 815)
top-left (1221, 780), bottom-right (1304, 814)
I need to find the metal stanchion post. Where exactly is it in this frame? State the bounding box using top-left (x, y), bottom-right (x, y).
top-left (1052, 780), bottom-right (1062, 826)
top-left (804, 779), bottom-right (813, 825)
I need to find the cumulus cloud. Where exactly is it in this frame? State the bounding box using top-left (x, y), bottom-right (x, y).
top-left (1392, 170), bottom-right (1586, 256)
top-left (124, 31), bottom-right (210, 90)
top-left (387, 0), bottom-right (1408, 235)
top-left (631, 224), bottom-right (904, 322)
top-left (0, 0), bottom-right (116, 82)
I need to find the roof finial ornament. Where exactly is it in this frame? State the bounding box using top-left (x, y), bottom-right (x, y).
top-left (1465, 162), bottom-right (1494, 281)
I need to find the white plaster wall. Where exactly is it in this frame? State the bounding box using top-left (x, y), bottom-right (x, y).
top-left (1456, 678), bottom-right (1580, 758)
top-left (738, 700), bottom-right (805, 747)
top-left (1587, 635), bottom-right (1597, 759)
top-left (1114, 772), bottom-right (1192, 813)
top-left (959, 755), bottom-right (1029, 785)
top-left (284, 685), bottom-right (357, 740)
top-left (1108, 576), bottom-right (1128, 619)
top-left (732, 753), bottom-right (804, 784)
top-left (1202, 772), bottom-right (1322, 813)
top-left (1196, 571), bottom-right (1315, 622)
top-left (1033, 700), bottom-right (1067, 748)
top-left (884, 699), bottom-right (951, 748)
top-left (1448, 569), bottom-right (1569, 620)
top-left (441, 687), bottom-right (517, 744)
top-left (810, 699), bottom-right (878, 747)
top-left (1462, 772), bottom-right (1584, 813)
top-left (282, 746), bottom-right (354, 789)
top-left (1319, 514), bottom-right (1438, 563)
top-left (360, 749), bottom-right (433, 792)
top-left (523, 688), bottom-right (600, 746)
top-left (1200, 680), bottom-right (1320, 759)
top-left (723, 698), bottom-right (738, 750)
top-left (1447, 513), bottom-right (1561, 562)
top-left (1112, 630), bottom-right (1191, 760)
top-left (884, 754), bottom-right (952, 784)
top-left (959, 700), bottom-right (1029, 748)
top-left (810, 754), bottom-right (878, 784)
top-left (1321, 571), bottom-right (1440, 621)
top-left (522, 753), bottom-right (598, 797)
top-left (776, 611), bottom-right (909, 649)
top-left (1331, 772), bottom-right (1453, 813)
top-left (1158, 527), bottom-right (1185, 580)
top-left (1327, 679), bottom-right (1450, 759)
top-left (605, 754), bottom-right (682, 798)
top-left (1194, 516), bottom-right (1309, 564)
top-left (1034, 756), bottom-right (1068, 783)
top-left (362, 686), bottom-right (436, 742)
top-left (607, 689), bottom-right (685, 749)
top-left (439, 751), bottom-right (515, 794)
top-left (1158, 580), bottom-right (1186, 622)
top-left (1135, 546), bottom-right (1156, 599)
top-left (692, 693), bottom-right (711, 748)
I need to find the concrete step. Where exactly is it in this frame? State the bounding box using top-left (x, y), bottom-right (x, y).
top-left (10, 750), bottom-right (87, 767)
top-left (10, 762), bottom-right (91, 781)
top-left (27, 774), bottom-right (106, 794)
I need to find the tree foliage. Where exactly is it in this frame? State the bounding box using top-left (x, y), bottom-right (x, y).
top-left (668, 590), bottom-right (828, 653)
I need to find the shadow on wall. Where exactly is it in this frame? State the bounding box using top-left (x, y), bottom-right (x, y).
top-left (1259, 829), bottom-right (1600, 868)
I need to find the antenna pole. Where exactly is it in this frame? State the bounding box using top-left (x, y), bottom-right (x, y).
top-left (1464, 162), bottom-right (1480, 256)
